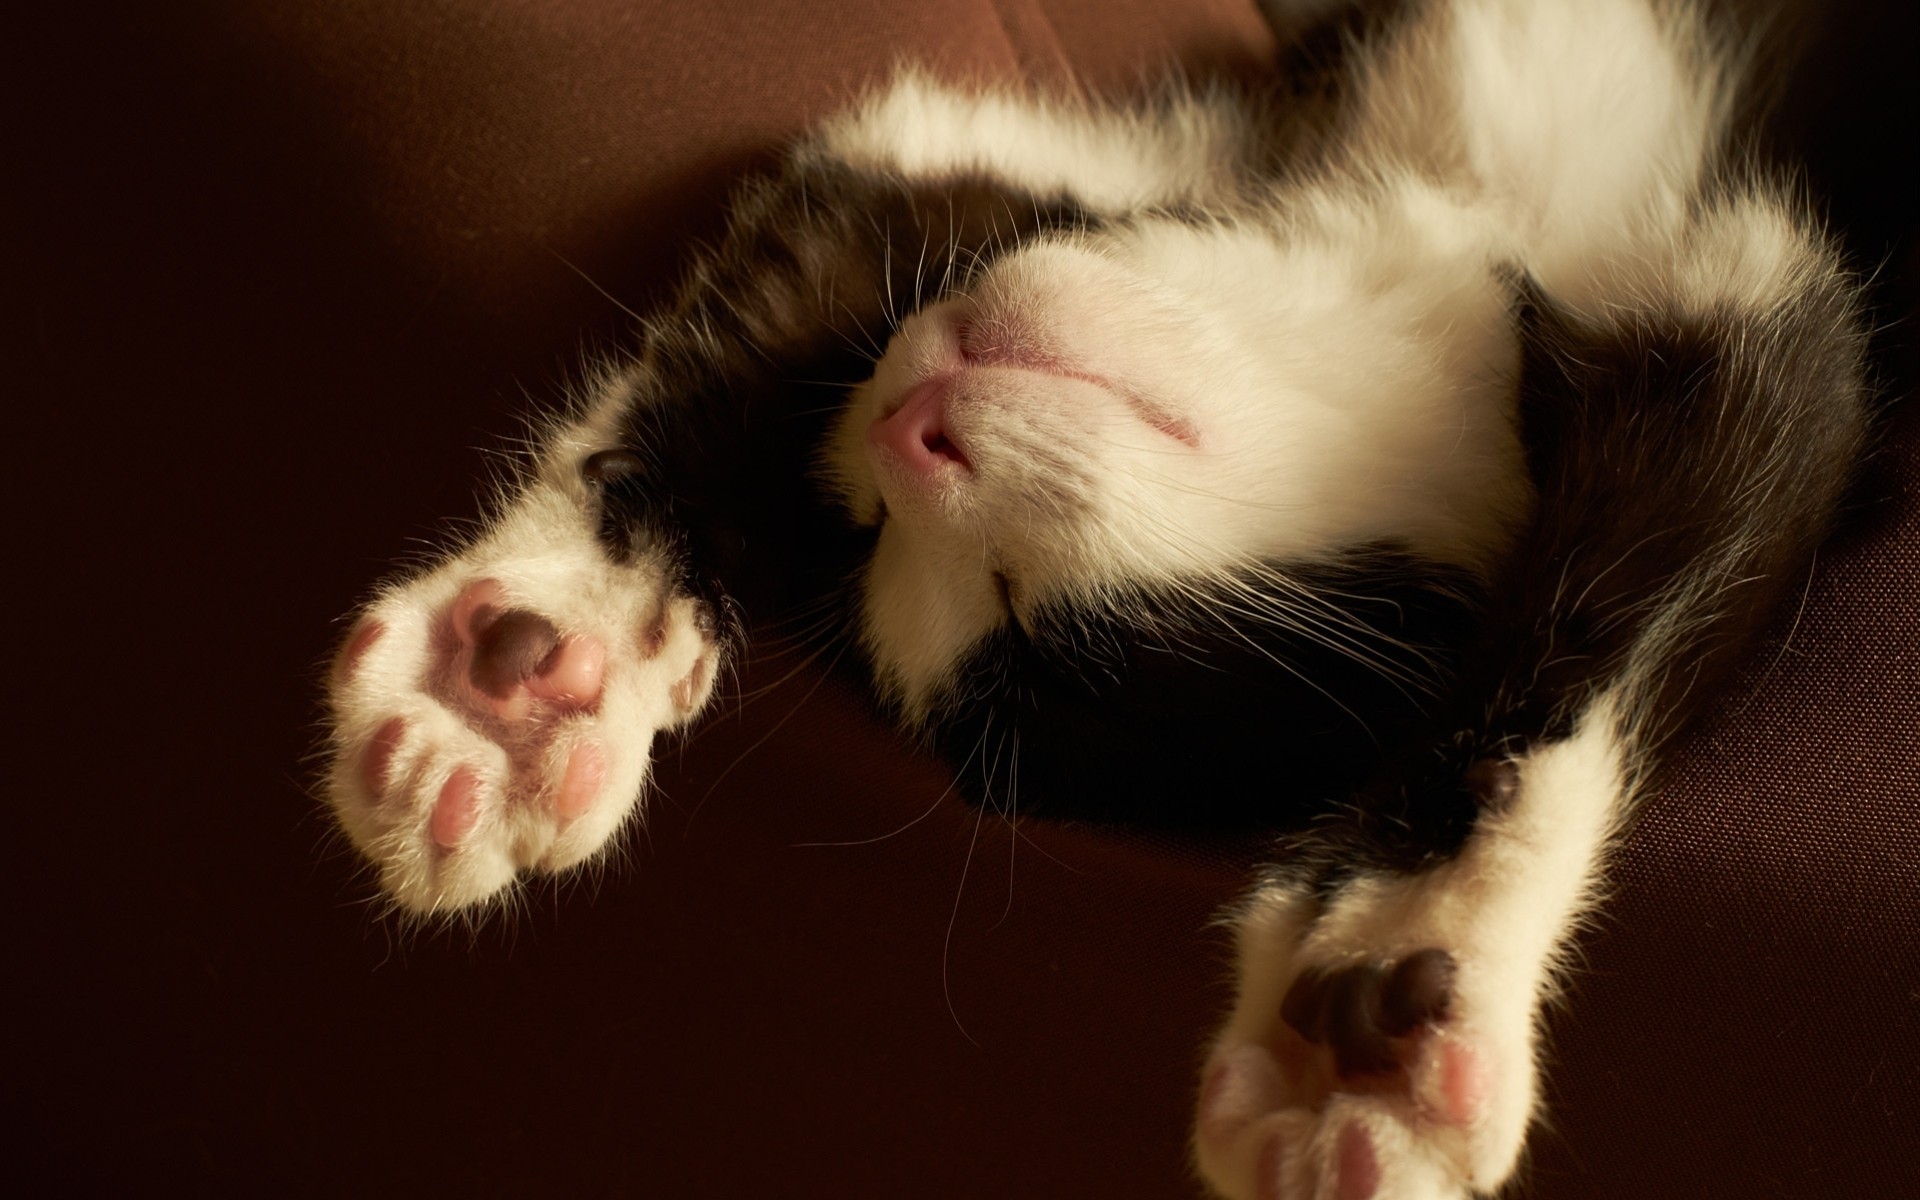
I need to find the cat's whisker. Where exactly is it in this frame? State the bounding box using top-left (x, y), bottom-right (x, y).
top-left (689, 636), bottom-right (854, 825)
top-left (911, 221), bottom-right (933, 309)
top-left (942, 781), bottom-right (989, 1050)
top-left (994, 728), bottom-right (1021, 932)
top-left (828, 296), bottom-right (887, 361)
top-left (543, 245), bottom-right (647, 326)
top-left (731, 636), bottom-right (845, 706)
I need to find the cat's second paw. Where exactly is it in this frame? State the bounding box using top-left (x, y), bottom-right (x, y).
top-left (324, 468), bottom-right (721, 913)
top-left (1196, 928), bottom-right (1511, 1200)
top-left (1196, 718), bottom-right (1629, 1199)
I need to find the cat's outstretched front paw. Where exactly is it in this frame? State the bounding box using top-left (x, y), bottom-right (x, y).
top-left (323, 462), bottom-right (721, 913)
top-left (1197, 714), bottom-right (1629, 1199)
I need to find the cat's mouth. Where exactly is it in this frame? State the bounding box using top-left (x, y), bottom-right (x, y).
top-left (951, 313), bottom-right (1200, 447)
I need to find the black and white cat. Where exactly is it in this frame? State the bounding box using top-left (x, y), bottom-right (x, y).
top-left (322, 0), bottom-right (1867, 1195)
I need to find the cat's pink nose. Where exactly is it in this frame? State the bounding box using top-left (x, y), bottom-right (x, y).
top-left (870, 378), bottom-right (970, 476)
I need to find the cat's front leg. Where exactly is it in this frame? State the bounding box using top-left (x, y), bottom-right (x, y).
top-left (323, 408), bottom-right (723, 915)
top-left (1195, 697), bottom-right (1630, 1199)
top-left (317, 75), bottom-right (1090, 914)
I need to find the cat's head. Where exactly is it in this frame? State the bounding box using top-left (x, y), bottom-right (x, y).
top-left (818, 197), bottom-right (1526, 820)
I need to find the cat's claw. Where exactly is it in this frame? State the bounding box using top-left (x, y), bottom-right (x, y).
top-left (323, 466), bottom-right (719, 913)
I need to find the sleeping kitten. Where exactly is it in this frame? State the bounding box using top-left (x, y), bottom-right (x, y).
top-left (321, 0), bottom-right (1867, 1195)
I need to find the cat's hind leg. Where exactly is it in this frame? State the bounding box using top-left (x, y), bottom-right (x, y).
top-left (1198, 178), bottom-right (1868, 1199)
top-left (1195, 698), bottom-right (1630, 1199)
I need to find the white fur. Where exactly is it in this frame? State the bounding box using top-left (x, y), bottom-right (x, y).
top-left (1671, 190), bottom-right (1834, 318)
top-left (1343, 0), bottom-right (1733, 313)
top-left (814, 70), bottom-right (1260, 214)
top-left (820, 0), bottom-right (1740, 725)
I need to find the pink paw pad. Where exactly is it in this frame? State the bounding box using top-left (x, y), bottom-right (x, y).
top-left (1198, 1046), bottom-right (1279, 1153)
top-left (554, 741), bottom-right (606, 819)
top-left (431, 766), bottom-right (482, 848)
top-left (334, 619), bottom-right (384, 684)
top-left (1427, 1037), bottom-right (1489, 1127)
top-left (1335, 1124), bottom-right (1380, 1200)
top-left (1255, 1133), bottom-right (1286, 1200)
top-left (450, 578), bottom-right (606, 718)
top-left (360, 717), bottom-right (406, 797)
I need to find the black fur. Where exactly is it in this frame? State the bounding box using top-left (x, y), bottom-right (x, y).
top-left (1267, 269), bottom-right (1868, 887)
top-left (591, 162), bottom-right (1095, 623)
top-left (922, 554), bottom-right (1482, 828)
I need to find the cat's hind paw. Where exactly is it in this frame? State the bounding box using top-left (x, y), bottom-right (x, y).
top-left (1195, 935), bottom-right (1512, 1200)
top-left (1196, 713), bottom-right (1630, 1199)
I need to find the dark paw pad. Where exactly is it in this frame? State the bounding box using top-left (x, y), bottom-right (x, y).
top-left (1281, 949), bottom-right (1456, 1076)
top-left (469, 608), bottom-right (563, 698)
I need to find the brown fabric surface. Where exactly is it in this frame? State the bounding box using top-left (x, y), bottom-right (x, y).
top-left (8, 0), bottom-right (1914, 1195)
top-left (1525, 400), bottom-right (1920, 1196)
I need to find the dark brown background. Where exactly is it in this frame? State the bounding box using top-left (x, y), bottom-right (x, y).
top-left (8, 1), bottom-right (1916, 1195)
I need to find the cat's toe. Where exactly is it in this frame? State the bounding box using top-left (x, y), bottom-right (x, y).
top-left (552, 738), bottom-right (607, 819)
top-left (356, 715), bottom-right (407, 798)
